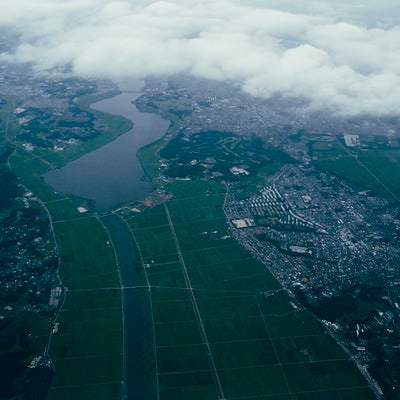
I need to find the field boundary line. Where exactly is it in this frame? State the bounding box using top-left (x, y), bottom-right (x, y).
top-left (116, 213), bottom-right (160, 400)
top-left (227, 384), bottom-right (372, 400)
top-left (255, 295), bottom-right (294, 398)
top-left (164, 203), bottom-right (226, 400)
top-left (98, 215), bottom-right (127, 400)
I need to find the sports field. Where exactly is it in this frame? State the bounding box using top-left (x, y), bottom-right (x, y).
top-left (128, 180), bottom-right (375, 399)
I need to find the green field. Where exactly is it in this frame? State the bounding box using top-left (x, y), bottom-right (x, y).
top-left (312, 136), bottom-right (400, 202)
top-left (1, 96), bottom-right (125, 399)
top-left (136, 112), bottom-right (178, 187)
top-left (128, 180), bottom-right (375, 399)
top-left (48, 289), bottom-right (122, 400)
top-left (159, 130), bottom-right (290, 181)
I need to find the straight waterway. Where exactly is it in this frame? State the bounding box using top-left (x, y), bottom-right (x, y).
top-left (102, 214), bottom-right (148, 400)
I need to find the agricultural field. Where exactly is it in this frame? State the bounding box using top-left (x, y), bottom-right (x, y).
top-left (310, 135), bottom-right (400, 202)
top-left (48, 288), bottom-right (123, 400)
top-left (128, 180), bottom-right (375, 399)
top-left (1, 96), bottom-right (124, 399)
top-left (34, 153), bottom-right (124, 400)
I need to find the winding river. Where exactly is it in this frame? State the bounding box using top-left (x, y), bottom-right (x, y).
top-left (45, 91), bottom-right (169, 212)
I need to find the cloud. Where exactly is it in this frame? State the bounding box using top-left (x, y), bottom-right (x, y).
top-left (1, 0), bottom-right (399, 116)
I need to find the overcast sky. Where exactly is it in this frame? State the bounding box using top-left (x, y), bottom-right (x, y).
top-left (0, 0), bottom-right (399, 116)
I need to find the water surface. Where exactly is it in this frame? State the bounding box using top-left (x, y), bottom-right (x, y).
top-left (101, 214), bottom-right (147, 400)
top-left (45, 92), bottom-right (169, 211)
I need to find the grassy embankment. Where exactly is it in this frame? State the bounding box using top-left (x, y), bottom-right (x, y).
top-left (0, 94), bottom-right (131, 400)
top-left (127, 160), bottom-right (377, 397)
top-left (136, 111), bottom-right (179, 189)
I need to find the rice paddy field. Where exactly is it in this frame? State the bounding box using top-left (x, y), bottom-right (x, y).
top-left (127, 180), bottom-right (375, 400)
top-left (41, 202), bottom-right (124, 400)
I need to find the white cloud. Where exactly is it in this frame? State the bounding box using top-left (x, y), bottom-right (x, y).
top-left (1, 0), bottom-right (399, 116)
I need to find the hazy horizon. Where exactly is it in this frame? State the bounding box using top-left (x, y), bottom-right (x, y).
top-left (1, 0), bottom-right (399, 116)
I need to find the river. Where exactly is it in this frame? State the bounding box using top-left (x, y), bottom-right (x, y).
top-left (101, 214), bottom-right (148, 400)
top-left (44, 90), bottom-right (169, 399)
top-left (44, 91), bottom-right (169, 212)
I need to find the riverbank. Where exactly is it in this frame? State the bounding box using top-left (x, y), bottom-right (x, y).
top-left (44, 92), bottom-right (169, 211)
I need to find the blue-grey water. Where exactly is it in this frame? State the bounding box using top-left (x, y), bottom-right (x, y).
top-left (44, 90), bottom-right (168, 399)
top-left (101, 214), bottom-right (147, 400)
top-left (44, 92), bottom-right (169, 211)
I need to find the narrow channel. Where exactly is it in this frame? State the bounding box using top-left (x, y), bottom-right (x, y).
top-left (102, 214), bottom-right (147, 400)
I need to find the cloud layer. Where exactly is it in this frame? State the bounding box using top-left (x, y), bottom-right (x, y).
top-left (1, 0), bottom-right (400, 116)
